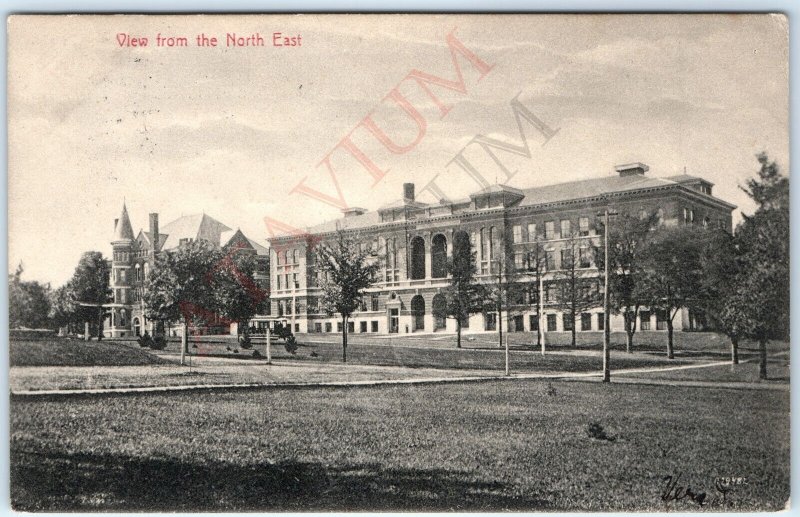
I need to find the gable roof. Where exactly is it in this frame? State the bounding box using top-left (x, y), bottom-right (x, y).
top-left (222, 228), bottom-right (269, 256)
top-left (159, 213), bottom-right (232, 250)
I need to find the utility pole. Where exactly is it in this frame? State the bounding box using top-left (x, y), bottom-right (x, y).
top-left (601, 206), bottom-right (613, 383)
top-left (539, 271), bottom-right (545, 356)
top-left (265, 324), bottom-right (272, 364)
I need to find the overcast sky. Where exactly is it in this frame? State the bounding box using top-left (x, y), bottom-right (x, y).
top-left (8, 14), bottom-right (788, 286)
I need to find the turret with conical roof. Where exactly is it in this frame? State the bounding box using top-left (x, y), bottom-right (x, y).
top-left (113, 203), bottom-right (135, 242)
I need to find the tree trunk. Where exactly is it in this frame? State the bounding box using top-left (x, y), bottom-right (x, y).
top-left (342, 316), bottom-right (348, 363)
top-left (498, 307), bottom-right (503, 349)
top-left (181, 319), bottom-right (188, 366)
top-left (571, 310), bottom-right (577, 348)
top-left (624, 311), bottom-right (634, 353)
top-left (456, 318), bottom-right (462, 349)
top-left (666, 315), bottom-right (674, 360)
top-left (759, 338), bottom-right (768, 380)
top-left (731, 334), bottom-right (739, 365)
top-left (626, 331), bottom-right (633, 354)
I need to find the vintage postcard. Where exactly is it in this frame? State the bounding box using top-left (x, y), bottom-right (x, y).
top-left (7, 13), bottom-right (789, 511)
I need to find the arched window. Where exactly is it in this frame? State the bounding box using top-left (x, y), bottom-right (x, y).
top-left (411, 295), bottom-right (425, 331)
top-left (431, 234), bottom-right (447, 278)
top-left (410, 236), bottom-right (426, 280)
top-left (432, 293), bottom-right (447, 330)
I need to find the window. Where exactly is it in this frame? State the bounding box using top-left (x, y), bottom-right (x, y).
top-left (276, 275), bottom-right (282, 290)
top-left (544, 221), bottom-right (555, 239)
top-left (560, 248), bottom-right (573, 269)
top-left (371, 294), bottom-right (379, 312)
top-left (325, 322), bottom-right (332, 333)
top-left (485, 312), bottom-right (497, 331)
top-left (348, 321), bottom-right (355, 333)
top-left (292, 273), bottom-right (299, 289)
top-left (337, 322), bottom-right (342, 332)
top-left (546, 314), bottom-right (557, 332)
top-left (371, 321), bottom-right (379, 332)
top-left (579, 246), bottom-right (591, 268)
top-left (545, 250), bottom-right (556, 271)
top-left (529, 315), bottom-right (539, 331)
top-left (514, 252), bottom-right (524, 269)
top-left (581, 313), bottom-right (592, 331)
top-left (560, 219), bottom-right (571, 238)
top-left (656, 310), bottom-right (668, 330)
top-left (597, 312), bottom-right (605, 331)
top-left (527, 223), bottom-right (537, 241)
top-left (513, 225), bottom-right (522, 243)
top-left (314, 322), bottom-right (322, 333)
top-left (684, 208), bottom-right (695, 224)
top-left (360, 321), bottom-right (367, 333)
top-left (563, 313), bottom-right (574, 331)
top-left (295, 324), bottom-right (300, 333)
top-left (579, 217), bottom-right (590, 236)
top-left (640, 311), bottom-right (651, 331)
top-left (544, 282), bottom-right (558, 303)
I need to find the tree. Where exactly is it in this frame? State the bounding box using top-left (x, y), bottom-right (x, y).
top-left (9, 264), bottom-right (52, 329)
top-left (49, 283), bottom-right (79, 334)
top-left (554, 231), bottom-right (600, 347)
top-left (144, 240), bottom-right (222, 364)
top-left (729, 153), bottom-right (789, 379)
top-left (639, 226), bottom-right (705, 359)
top-left (70, 251), bottom-right (111, 340)
top-left (521, 238), bottom-right (546, 347)
top-left (212, 244), bottom-right (268, 342)
top-left (482, 232), bottom-right (526, 348)
top-left (439, 231), bottom-right (484, 349)
top-left (698, 228), bottom-right (746, 364)
top-left (595, 213), bottom-right (655, 353)
top-left (316, 229), bottom-right (380, 363)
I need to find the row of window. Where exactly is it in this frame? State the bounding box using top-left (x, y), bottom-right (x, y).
top-left (511, 217), bottom-right (593, 245)
top-left (311, 320), bottom-right (380, 333)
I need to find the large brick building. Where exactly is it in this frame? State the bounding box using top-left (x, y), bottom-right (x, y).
top-left (104, 206), bottom-right (269, 338)
top-left (267, 163), bottom-right (735, 337)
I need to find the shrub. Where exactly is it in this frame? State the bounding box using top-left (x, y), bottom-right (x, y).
top-left (252, 349), bottom-right (262, 359)
top-left (150, 335), bottom-right (167, 350)
top-left (285, 335), bottom-right (299, 355)
top-left (137, 332), bottom-right (153, 348)
top-left (239, 333), bottom-right (252, 350)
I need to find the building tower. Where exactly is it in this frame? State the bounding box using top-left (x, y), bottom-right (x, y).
top-left (109, 202), bottom-right (135, 337)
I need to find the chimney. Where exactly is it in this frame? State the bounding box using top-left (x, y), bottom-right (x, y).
top-left (341, 207), bottom-right (367, 218)
top-left (403, 183), bottom-right (415, 202)
top-left (149, 213), bottom-right (159, 249)
top-left (615, 162), bottom-right (649, 177)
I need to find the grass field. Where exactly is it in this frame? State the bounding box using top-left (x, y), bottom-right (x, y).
top-left (164, 339), bottom-right (692, 373)
top-left (10, 381), bottom-right (789, 511)
top-left (9, 339), bottom-right (172, 367)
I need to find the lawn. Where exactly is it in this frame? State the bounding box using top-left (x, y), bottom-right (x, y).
top-left (9, 339), bottom-right (171, 367)
top-left (10, 381), bottom-right (789, 511)
top-left (165, 339), bottom-right (692, 374)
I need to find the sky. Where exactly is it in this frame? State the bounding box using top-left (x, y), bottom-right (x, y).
top-left (8, 14), bottom-right (789, 287)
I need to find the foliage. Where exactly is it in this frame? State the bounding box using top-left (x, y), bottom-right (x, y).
top-left (49, 284), bottom-right (79, 332)
top-left (212, 244), bottom-right (268, 336)
top-left (727, 153), bottom-right (790, 378)
top-left (440, 231), bottom-right (484, 349)
top-left (285, 335), bottom-right (299, 355)
top-left (9, 264), bottom-right (52, 329)
top-left (315, 229), bottom-right (380, 362)
top-left (594, 212), bottom-right (655, 352)
top-left (239, 333), bottom-right (252, 350)
top-left (587, 422), bottom-right (616, 442)
top-left (638, 225), bottom-right (706, 359)
top-left (481, 232), bottom-right (527, 348)
top-left (70, 251), bottom-right (112, 339)
top-left (137, 331), bottom-right (153, 348)
top-left (150, 335), bottom-right (167, 351)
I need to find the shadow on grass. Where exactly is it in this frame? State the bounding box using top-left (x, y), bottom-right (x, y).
top-left (11, 448), bottom-right (550, 511)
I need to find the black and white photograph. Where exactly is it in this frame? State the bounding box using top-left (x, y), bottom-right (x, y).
top-left (6, 13), bottom-right (790, 511)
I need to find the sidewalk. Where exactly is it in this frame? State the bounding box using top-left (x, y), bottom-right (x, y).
top-left (10, 355), bottom-right (786, 396)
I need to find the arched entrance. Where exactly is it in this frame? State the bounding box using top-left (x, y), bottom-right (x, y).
top-left (132, 317), bottom-right (141, 337)
top-left (432, 293), bottom-right (447, 330)
top-left (410, 236), bottom-right (426, 280)
top-left (410, 295), bottom-right (425, 331)
top-left (431, 234), bottom-right (447, 278)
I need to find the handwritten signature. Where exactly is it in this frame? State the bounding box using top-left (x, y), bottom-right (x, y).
top-left (661, 473), bottom-right (747, 506)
